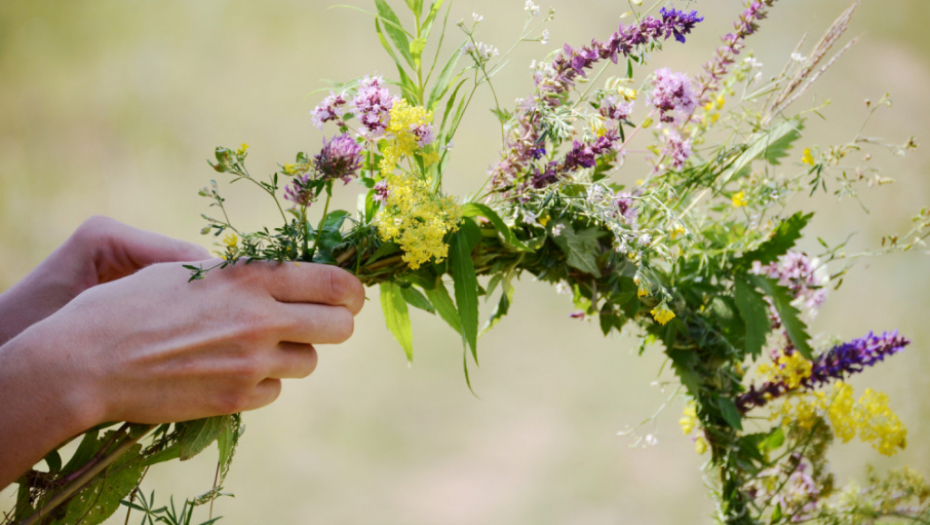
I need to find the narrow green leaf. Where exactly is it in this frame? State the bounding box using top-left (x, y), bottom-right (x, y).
top-left (425, 279), bottom-right (462, 334)
top-left (400, 285), bottom-right (436, 314)
top-left (427, 49), bottom-right (462, 111)
top-left (178, 416), bottom-right (228, 461)
top-left (450, 221), bottom-right (481, 359)
top-left (482, 274), bottom-right (514, 334)
top-left (61, 430), bottom-right (100, 475)
top-left (440, 79), bottom-right (467, 138)
top-left (375, 0), bottom-right (415, 68)
top-left (374, 18), bottom-right (411, 81)
top-left (717, 397), bottom-right (744, 430)
top-left (734, 277), bottom-right (771, 359)
top-left (462, 202), bottom-right (532, 252)
top-left (216, 413), bottom-right (242, 485)
top-left (421, 0), bottom-right (446, 38)
top-left (381, 281), bottom-right (414, 361)
top-left (750, 275), bottom-right (814, 360)
top-left (717, 117), bottom-right (805, 186)
top-left (409, 37), bottom-right (428, 62)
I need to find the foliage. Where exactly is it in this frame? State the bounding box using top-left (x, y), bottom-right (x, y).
top-left (10, 1), bottom-right (930, 525)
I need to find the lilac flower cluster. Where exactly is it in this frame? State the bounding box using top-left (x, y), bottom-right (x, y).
top-left (491, 9), bottom-right (702, 193)
top-left (661, 131), bottom-right (693, 170)
top-left (313, 133), bottom-right (364, 183)
top-left (352, 76), bottom-right (396, 137)
top-left (599, 96), bottom-right (635, 122)
top-left (284, 174), bottom-right (314, 207)
top-left (310, 92), bottom-right (348, 130)
top-left (697, 1), bottom-right (775, 103)
top-left (738, 331), bottom-right (911, 412)
top-left (751, 251), bottom-right (828, 315)
top-left (650, 68), bottom-right (698, 124)
top-left (536, 9), bottom-right (704, 101)
top-left (284, 133), bottom-right (364, 207)
top-left (613, 192), bottom-right (639, 224)
top-left (524, 129), bottom-right (622, 191)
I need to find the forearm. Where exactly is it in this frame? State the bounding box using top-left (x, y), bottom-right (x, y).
top-left (0, 325), bottom-right (99, 490)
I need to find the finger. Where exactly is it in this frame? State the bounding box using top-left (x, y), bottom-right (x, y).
top-left (278, 303), bottom-right (355, 345)
top-left (87, 217), bottom-right (211, 282)
top-left (239, 378), bottom-right (283, 412)
top-left (258, 263), bottom-right (365, 314)
top-left (267, 342), bottom-right (318, 379)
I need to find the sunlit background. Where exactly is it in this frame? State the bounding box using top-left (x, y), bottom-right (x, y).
top-left (1, 0), bottom-right (929, 523)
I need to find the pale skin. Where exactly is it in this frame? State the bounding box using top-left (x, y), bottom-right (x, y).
top-left (0, 216), bottom-right (365, 490)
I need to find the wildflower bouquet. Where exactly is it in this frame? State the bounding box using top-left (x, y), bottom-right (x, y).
top-left (10, 1), bottom-right (930, 524)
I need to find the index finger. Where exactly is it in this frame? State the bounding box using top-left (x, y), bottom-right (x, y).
top-left (259, 262), bottom-right (366, 315)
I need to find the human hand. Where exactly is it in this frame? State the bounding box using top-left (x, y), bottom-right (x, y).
top-left (0, 258), bottom-right (364, 488)
top-left (0, 216), bottom-right (210, 346)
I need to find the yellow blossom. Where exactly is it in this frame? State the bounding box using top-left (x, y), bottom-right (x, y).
top-left (680, 403), bottom-right (699, 435)
top-left (237, 143), bottom-right (250, 156)
top-left (802, 147), bottom-right (815, 166)
top-left (694, 436), bottom-right (709, 455)
top-left (732, 191), bottom-right (748, 208)
top-left (670, 224), bottom-right (685, 240)
top-left (651, 304), bottom-right (676, 325)
top-left (715, 95), bottom-right (726, 109)
top-left (223, 232), bottom-right (238, 249)
top-left (759, 350), bottom-right (812, 389)
top-left (637, 287), bottom-right (649, 298)
top-left (380, 99), bottom-right (433, 173)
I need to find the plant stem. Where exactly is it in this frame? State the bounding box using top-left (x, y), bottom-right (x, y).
top-left (311, 183), bottom-right (333, 260)
top-left (19, 425), bottom-right (156, 525)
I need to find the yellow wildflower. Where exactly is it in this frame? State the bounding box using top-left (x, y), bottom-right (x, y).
top-left (637, 287), bottom-right (650, 298)
top-left (670, 224), bottom-right (685, 240)
top-left (760, 350), bottom-right (812, 389)
top-left (223, 232), bottom-right (238, 249)
top-left (802, 147), bottom-right (815, 166)
top-left (732, 191), bottom-right (748, 208)
top-left (715, 95), bottom-right (726, 109)
top-left (694, 436), bottom-right (709, 455)
top-left (651, 304), bottom-right (676, 325)
top-left (237, 143), bottom-right (250, 156)
top-left (680, 403), bottom-right (699, 435)
top-left (380, 99), bottom-right (433, 173)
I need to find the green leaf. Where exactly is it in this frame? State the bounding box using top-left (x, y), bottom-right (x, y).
top-left (462, 203), bottom-right (532, 252)
top-left (450, 220), bottom-right (481, 360)
top-left (409, 37), bottom-right (427, 64)
top-left (741, 212), bottom-right (813, 266)
top-left (552, 223), bottom-right (603, 276)
top-left (763, 118), bottom-right (804, 166)
top-left (482, 274), bottom-right (514, 334)
top-left (374, 18), bottom-right (411, 81)
top-left (178, 416), bottom-right (229, 460)
top-left (717, 397), bottom-right (744, 430)
top-left (51, 444), bottom-right (146, 525)
top-left (400, 285), bottom-right (436, 314)
top-left (761, 427), bottom-right (785, 453)
top-left (750, 275), bottom-right (814, 360)
top-left (425, 279), bottom-right (462, 335)
top-left (43, 450), bottom-right (62, 474)
top-left (421, 0), bottom-right (446, 39)
top-left (375, 0), bottom-right (415, 68)
top-left (668, 349), bottom-right (701, 394)
top-left (61, 430), bottom-right (101, 475)
top-left (734, 277), bottom-right (771, 359)
top-left (381, 281), bottom-right (414, 361)
top-left (216, 414), bottom-right (242, 486)
top-left (717, 117), bottom-right (805, 186)
top-left (427, 47), bottom-right (462, 111)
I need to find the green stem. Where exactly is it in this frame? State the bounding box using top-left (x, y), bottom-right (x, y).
top-left (312, 183), bottom-right (334, 260)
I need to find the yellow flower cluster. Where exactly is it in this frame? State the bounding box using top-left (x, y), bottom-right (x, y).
top-left (801, 147), bottom-right (816, 166)
top-left (377, 173), bottom-right (461, 269)
top-left (651, 304), bottom-right (676, 325)
top-left (376, 99), bottom-right (460, 269)
top-left (758, 350), bottom-right (813, 389)
top-left (379, 99), bottom-right (438, 173)
top-left (772, 382), bottom-right (908, 456)
top-left (732, 191), bottom-right (748, 208)
top-left (680, 402), bottom-right (709, 454)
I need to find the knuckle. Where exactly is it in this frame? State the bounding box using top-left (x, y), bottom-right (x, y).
top-left (230, 352), bottom-right (268, 384)
top-left (320, 266), bottom-right (354, 306)
top-left (214, 390), bottom-right (250, 414)
top-left (72, 215), bottom-right (115, 246)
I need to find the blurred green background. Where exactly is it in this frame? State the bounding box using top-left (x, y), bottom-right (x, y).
top-left (1, 0), bottom-right (928, 523)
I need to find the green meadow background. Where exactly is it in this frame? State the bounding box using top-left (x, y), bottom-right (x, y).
top-left (1, 0), bottom-right (928, 523)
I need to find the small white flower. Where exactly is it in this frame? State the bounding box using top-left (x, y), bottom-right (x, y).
top-left (472, 12), bottom-right (484, 23)
top-left (552, 223), bottom-right (566, 236)
top-left (586, 184), bottom-right (606, 204)
top-left (522, 209), bottom-right (539, 225)
top-left (556, 281), bottom-right (571, 295)
top-left (790, 52), bottom-right (807, 63)
top-left (524, 1), bottom-right (540, 17)
top-left (645, 434), bottom-right (659, 446)
top-left (743, 57), bottom-right (762, 69)
top-left (541, 29), bottom-right (550, 45)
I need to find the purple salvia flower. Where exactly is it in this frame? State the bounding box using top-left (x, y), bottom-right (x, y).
top-left (660, 7), bottom-right (705, 43)
top-left (562, 129), bottom-right (621, 174)
top-left (313, 133), bottom-right (364, 184)
top-left (737, 331), bottom-right (910, 412)
top-left (310, 92), bottom-right (348, 130)
top-left (411, 123), bottom-right (434, 147)
top-left (650, 68), bottom-right (698, 124)
top-left (614, 192), bottom-right (638, 224)
top-left (284, 174), bottom-right (315, 207)
top-left (661, 131), bottom-right (693, 170)
top-left (696, 1), bottom-right (775, 104)
top-left (352, 76), bottom-right (396, 137)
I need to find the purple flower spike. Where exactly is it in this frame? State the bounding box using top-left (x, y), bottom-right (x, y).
top-left (352, 76), bottom-right (396, 137)
top-left (310, 92), bottom-right (348, 130)
top-left (284, 174), bottom-right (315, 207)
top-left (660, 7), bottom-right (705, 43)
top-left (650, 68), bottom-right (698, 124)
top-left (314, 133), bottom-right (364, 184)
top-left (738, 331), bottom-right (911, 412)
